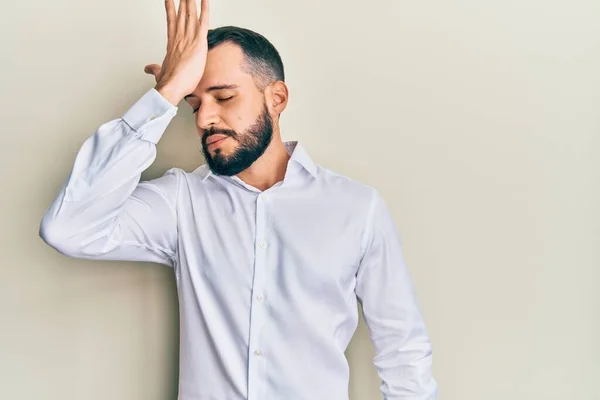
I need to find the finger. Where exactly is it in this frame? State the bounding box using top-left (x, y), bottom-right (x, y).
top-left (144, 64), bottom-right (162, 82)
top-left (197, 0), bottom-right (210, 37)
top-left (165, 0), bottom-right (176, 47)
top-left (186, 0), bottom-right (198, 41)
top-left (176, 0), bottom-right (187, 39)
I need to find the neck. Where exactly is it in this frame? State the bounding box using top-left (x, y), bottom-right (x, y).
top-left (236, 134), bottom-right (290, 192)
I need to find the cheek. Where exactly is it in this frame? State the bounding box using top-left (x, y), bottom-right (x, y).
top-left (224, 110), bottom-right (251, 132)
top-left (223, 99), bottom-right (262, 132)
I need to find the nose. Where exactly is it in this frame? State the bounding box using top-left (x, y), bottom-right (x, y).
top-left (196, 103), bottom-right (221, 131)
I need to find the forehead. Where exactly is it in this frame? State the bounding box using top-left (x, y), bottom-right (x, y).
top-left (196, 42), bottom-right (253, 91)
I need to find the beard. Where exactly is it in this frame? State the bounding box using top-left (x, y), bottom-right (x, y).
top-left (200, 102), bottom-right (274, 177)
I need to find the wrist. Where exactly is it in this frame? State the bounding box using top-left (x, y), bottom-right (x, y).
top-left (155, 82), bottom-right (184, 107)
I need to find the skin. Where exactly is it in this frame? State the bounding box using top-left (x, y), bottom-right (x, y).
top-left (145, 0), bottom-right (291, 192)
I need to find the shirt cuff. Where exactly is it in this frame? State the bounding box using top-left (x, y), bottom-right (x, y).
top-left (122, 88), bottom-right (178, 143)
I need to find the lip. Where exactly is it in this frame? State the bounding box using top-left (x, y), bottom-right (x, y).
top-left (206, 134), bottom-right (229, 145)
top-left (207, 137), bottom-right (229, 151)
top-left (206, 134), bottom-right (229, 148)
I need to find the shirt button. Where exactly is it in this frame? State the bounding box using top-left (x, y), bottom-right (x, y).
top-left (254, 349), bottom-right (262, 356)
top-left (260, 242), bottom-right (267, 249)
top-left (263, 195), bottom-right (269, 201)
top-left (257, 294), bottom-right (265, 302)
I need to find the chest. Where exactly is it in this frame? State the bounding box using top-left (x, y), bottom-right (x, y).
top-left (178, 185), bottom-right (366, 288)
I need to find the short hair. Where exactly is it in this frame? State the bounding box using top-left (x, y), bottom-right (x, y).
top-left (207, 26), bottom-right (285, 90)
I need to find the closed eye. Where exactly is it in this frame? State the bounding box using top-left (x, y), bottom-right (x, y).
top-left (192, 96), bottom-right (234, 114)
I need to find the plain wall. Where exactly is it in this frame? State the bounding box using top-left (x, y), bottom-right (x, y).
top-left (1, 0), bottom-right (599, 399)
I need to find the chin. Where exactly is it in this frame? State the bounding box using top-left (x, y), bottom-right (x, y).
top-left (210, 148), bottom-right (235, 163)
top-left (217, 140), bottom-right (239, 153)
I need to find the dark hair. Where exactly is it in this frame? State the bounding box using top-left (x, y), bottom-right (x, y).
top-left (207, 26), bottom-right (285, 90)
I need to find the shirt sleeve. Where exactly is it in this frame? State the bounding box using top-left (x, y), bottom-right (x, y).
top-left (39, 88), bottom-right (180, 267)
top-left (355, 189), bottom-right (438, 400)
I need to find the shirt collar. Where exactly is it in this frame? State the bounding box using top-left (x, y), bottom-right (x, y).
top-left (193, 141), bottom-right (317, 182)
top-left (285, 141), bottom-right (318, 178)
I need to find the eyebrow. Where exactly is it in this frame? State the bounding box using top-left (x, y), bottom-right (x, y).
top-left (184, 84), bottom-right (239, 100)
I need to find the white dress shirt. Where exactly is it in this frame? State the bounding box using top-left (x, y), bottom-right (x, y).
top-left (39, 88), bottom-right (438, 400)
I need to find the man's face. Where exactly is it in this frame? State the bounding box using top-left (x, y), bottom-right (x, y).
top-left (184, 42), bottom-right (274, 176)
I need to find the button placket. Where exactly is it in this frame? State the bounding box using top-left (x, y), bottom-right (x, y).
top-left (247, 193), bottom-right (271, 400)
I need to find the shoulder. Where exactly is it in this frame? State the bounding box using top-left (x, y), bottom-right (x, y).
top-left (143, 167), bottom-right (186, 188)
top-left (152, 165), bottom-right (209, 187)
top-left (137, 167), bottom-right (185, 202)
top-left (314, 164), bottom-right (380, 212)
top-left (315, 164), bottom-right (378, 199)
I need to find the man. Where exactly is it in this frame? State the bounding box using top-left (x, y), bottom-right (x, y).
top-left (39, 0), bottom-right (438, 399)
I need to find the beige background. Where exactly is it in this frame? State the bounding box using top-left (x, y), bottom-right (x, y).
top-left (1, 0), bottom-right (599, 399)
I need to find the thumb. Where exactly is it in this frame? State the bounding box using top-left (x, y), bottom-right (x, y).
top-left (144, 64), bottom-right (161, 82)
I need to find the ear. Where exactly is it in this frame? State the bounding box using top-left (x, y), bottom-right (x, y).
top-left (266, 81), bottom-right (289, 117)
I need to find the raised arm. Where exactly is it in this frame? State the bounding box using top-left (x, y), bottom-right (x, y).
top-left (39, 0), bottom-right (212, 266)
